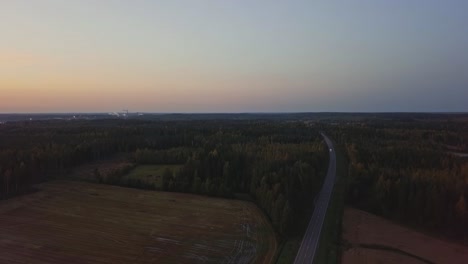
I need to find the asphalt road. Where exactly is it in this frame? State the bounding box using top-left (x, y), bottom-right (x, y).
top-left (293, 133), bottom-right (337, 264)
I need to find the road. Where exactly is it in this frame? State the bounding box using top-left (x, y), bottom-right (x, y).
top-left (293, 133), bottom-right (337, 264)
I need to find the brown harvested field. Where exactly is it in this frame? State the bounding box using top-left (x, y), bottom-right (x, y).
top-left (343, 247), bottom-right (425, 264)
top-left (0, 181), bottom-right (277, 264)
top-left (342, 207), bottom-right (468, 264)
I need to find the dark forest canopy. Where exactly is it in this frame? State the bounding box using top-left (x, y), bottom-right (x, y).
top-left (1, 113), bottom-right (467, 238)
top-left (0, 119), bottom-right (328, 236)
top-left (2, 112), bottom-right (468, 123)
top-left (326, 118), bottom-right (468, 239)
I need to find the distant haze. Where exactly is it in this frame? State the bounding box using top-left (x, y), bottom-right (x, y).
top-left (1, 1), bottom-right (468, 113)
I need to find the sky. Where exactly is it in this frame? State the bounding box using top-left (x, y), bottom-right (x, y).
top-left (1, 0), bottom-right (468, 113)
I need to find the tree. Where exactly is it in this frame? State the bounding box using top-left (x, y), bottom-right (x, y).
top-left (280, 202), bottom-right (292, 234)
top-left (161, 168), bottom-right (172, 191)
top-left (456, 194), bottom-right (467, 219)
top-left (93, 168), bottom-right (102, 183)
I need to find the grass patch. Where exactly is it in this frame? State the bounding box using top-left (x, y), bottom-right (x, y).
top-left (313, 142), bottom-right (348, 264)
top-left (276, 237), bottom-right (302, 263)
top-left (122, 165), bottom-right (182, 189)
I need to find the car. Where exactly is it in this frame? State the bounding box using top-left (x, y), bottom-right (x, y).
top-left (329, 148), bottom-right (333, 152)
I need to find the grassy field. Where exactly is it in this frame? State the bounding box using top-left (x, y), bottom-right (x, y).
top-left (122, 165), bottom-right (182, 189)
top-left (314, 143), bottom-right (348, 264)
top-left (342, 208), bottom-right (468, 264)
top-left (275, 238), bottom-right (303, 263)
top-left (0, 181), bottom-right (277, 264)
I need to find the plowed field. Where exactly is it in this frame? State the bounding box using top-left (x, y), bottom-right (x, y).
top-left (0, 181), bottom-right (277, 264)
top-left (342, 208), bottom-right (468, 264)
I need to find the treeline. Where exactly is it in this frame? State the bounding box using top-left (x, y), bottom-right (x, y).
top-left (0, 119), bottom-right (193, 199)
top-left (130, 125), bottom-right (328, 234)
top-left (327, 120), bottom-right (468, 238)
top-left (0, 119), bottom-right (328, 235)
top-left (135, 148), bottom-right (191, 165)
top-left (143, 141), bottom-right (327, 234)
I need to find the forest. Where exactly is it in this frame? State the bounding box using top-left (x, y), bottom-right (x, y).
top-left (0, 119), bottom-right (328, 236)
top-left (327, 117), bottom-right (468, 239)
top-left (2, 114), bottom-right (467, 240)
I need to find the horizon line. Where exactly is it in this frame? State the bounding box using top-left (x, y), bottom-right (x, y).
top-left (1, 111), bottom-right (468, 115)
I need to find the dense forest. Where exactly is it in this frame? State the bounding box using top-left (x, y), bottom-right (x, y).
top-left (2, 114), bottom-right (467, 239)
top-left (327, 118), bottom-right (468, 239)
top-left (0, 119), bottom-right (328, 235)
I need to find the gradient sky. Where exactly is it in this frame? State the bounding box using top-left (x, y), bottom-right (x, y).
top-left (1, 0), bottom-right (468, 113)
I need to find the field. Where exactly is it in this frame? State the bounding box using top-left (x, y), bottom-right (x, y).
top-left (0, 181), bottom-right (277, 264)
top-left (122, 165), bottom-right (182, 189)
top-left (342, 208), bottom-right (468, 264)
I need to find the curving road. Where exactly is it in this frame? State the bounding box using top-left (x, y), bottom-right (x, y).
top-left (293, 133), bottom-right (337, 264)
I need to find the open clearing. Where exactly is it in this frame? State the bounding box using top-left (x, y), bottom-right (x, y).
top-left (122, 165), bottom-right (182, 189)
top-left (0, 181), bottom-right (277, 264)
top-left (342, 207), bottom-right (468, 264)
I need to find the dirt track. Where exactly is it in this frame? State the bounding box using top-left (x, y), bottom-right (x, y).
top-left (342, 208), bottom-right (468, 264)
